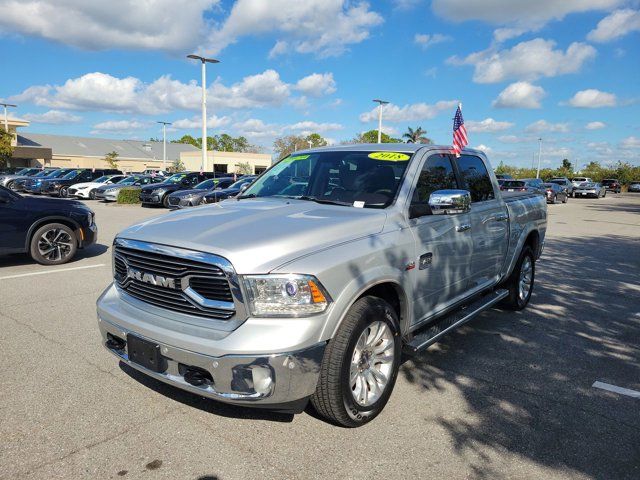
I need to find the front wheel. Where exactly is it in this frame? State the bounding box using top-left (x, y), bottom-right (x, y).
top-left (89, 189), bottom-right (96, 200)
top-left (562, 194), bottom-right (568, 203)
top-left (500, 245), bottom-right (535, 310)
top-left (30, 223), bottom-right (77, 265)
top-left (162, 195), bottom-right (170, 208)
top-left (311, 296), bottom-right (401, 427)
top-left (59, 187), bottom-right (69, 198)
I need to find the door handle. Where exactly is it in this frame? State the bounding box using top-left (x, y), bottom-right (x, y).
top-left (456, 224), bottom-right (471, 232)
top-left (494, 214), bottom-right (509, 222)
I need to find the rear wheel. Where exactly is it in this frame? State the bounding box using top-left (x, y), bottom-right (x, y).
top-left (89, 189), bottom-right (97, 200)
top-left (7, 180), bottom-right (17, 191)
top-left (551, 194), bottom-right (557, 204)
top-left (162, 195), bottom-right (170, 208)
top-left (562, 193), bottom-right (568, 203)
top-left (500, 246), bottom-right (535, 310)
top-left (311, 296), bottom-right (401, 427)
top-left (59, 187), bottom-right (69, 198)
top-left (30, 223), bottom-right (77, 265)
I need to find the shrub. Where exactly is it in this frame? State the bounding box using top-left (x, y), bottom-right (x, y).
top-left (117, 187), bottom-right (141, 204)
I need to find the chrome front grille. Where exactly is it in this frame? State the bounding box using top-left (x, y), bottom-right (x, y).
top-left (113, 239), bottom-right (239, 320)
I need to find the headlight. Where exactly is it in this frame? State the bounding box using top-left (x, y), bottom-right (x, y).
top-left (86, 212), bottom-right (94, 225)
top-left (77, 186), bottom-right (88, 190)
top-left (152, 188), bottom-right (166, 195)
top-left (242, 274), bottom-right (331, 317)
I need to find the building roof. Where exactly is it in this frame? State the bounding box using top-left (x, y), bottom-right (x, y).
top-left (17, 133), bottom-right (199, 161)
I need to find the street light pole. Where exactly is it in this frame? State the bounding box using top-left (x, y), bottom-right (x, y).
top-left (372, 99), bottom-right (389, 144)
top-left (187, 54), bottom-right (220, 172)
top-left (537, 137), bottom-right (542, 179)
top-left (157, 121), bottom-right (171, 171)
top-left (1, 102), bottom-right (17, 132)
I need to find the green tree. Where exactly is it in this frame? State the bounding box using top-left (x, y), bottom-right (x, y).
top-left (171, 158), bottom-right (186, 172)
top-left (172, 135), bottom-right (201, 148)
top-left (104, 151), bottom-right (119, 169)
top-left (0, 129), bottom-right (14, 168)
top-left (349, 129), bottom-right (402, 144)
top-left (403, 126), bottom-right (432, 144)
top-left (235, 161), bottom-right (253, 174)
top-left (273, 133), bottom-right (328, 160)
top-left (561, 158), bottom-right (572, 171)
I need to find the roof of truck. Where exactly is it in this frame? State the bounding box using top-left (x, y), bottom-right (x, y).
top-left (296, 143), bottom-right (485, 156)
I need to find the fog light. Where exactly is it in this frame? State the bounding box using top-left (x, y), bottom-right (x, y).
top-left (251, 366), bottom-right (273, 395)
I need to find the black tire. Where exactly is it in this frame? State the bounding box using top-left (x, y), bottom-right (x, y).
top-left (500, 245), bottom-right (535, 311)
top-left (29, 223), bottom-right (77, 265)
top-left (551, 194), bottom-right (557, 204)
top-left (162, 195), bottom-right (170, 208)
top-left (603, 190), bottom-right (607, 198)
top-left (311, 296), bottom-right (401, 427)
top-left (562, 193), bottom-right (568, 203)
top-left (59, 187), bottom-right (69, 198)
top-left (7, 180), bottom-right (17, 191)
top-left (89, 189), bottom-right (96, 200)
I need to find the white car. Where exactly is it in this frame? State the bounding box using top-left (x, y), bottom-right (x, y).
top-left (68, 175), bottom-right (127, 199)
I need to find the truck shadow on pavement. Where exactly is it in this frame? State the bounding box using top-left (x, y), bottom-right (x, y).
top-left (400, 234), bottom-right (640, 479)
top-left (119, 362), bottom-right (295, 423)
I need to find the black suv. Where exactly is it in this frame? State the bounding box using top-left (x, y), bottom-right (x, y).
top-left (139, 171), bottom-right (222, 207)
top-left (0, 186), bottom-right (97, 265)
top-left (42, 169), bottom-right (122, 198)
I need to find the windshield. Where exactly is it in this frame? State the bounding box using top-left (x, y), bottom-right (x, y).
top-left (230, 178), bottom-right (254, 189)
top-left (194, 179), bottom-right (215, 189)
top-left (548, 180), bottom-right (564, 185)
top-left (164, 173), bottom-right (188, 184)
top-left (15, 168), bottom-right (31, 175)
top-left (502, 181), bottom-right (525, 188)
top-left (93, 175), bottom-right (110, 183)
top-left (240, 150), bottom-right (413, 208)
top-left (116, 176), bottom-right (140, 185)
top-left (572, 178), bottom-right (587, 182)
top-left (46, 169), bottom-right (70, 179)
top-left (62, 169), bottom-right (84, 179)
top-left (34, 170), bottom-right (52, 177)
top-left (542, 183), bottom-right (555, 188)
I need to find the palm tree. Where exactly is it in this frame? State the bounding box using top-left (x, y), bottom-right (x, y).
top-left (403, 126), bottom-right (432, 144)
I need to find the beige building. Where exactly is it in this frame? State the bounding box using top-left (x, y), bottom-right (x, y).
top-left (180, 150), bottom-right (273, 175)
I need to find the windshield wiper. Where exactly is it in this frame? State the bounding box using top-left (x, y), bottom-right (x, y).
top-left (236, 193), bottom-right (257, 199)
top-left (296, 195), bottom-right (352, 206)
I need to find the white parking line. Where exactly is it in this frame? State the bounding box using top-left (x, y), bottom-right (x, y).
top-left (0, 264), bottom-right (106, 280)
top-left (592, 381), bottom-right (640, 399)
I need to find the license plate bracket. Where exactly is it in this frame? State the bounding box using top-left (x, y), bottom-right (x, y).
top-left (127, 334), bottom-right (168, 373)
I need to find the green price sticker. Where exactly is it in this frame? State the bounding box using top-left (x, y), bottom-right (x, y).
top-left (282, 154), bottom-right (310, 163)
top-left (368, 152), bottom-right (410, 161)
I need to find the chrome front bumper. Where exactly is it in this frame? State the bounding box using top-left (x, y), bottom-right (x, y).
top-left (98, 315), bottom-right (325, 407)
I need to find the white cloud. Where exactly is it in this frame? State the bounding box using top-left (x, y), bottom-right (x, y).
top-left (232, 118), bottom-right (343, 139)
top-left (585, 121), bottom-right (606, 130)
top-left (0, 0), bottom-right (219, 52)
top-left (172, 115), bottom-right (231, 129)
top-left (202, 0), bottom-right (383, 58)
top-left (90, 119), bottom-right (149, 134)
top-left (22, 110), bottom-right (81, 124)
top-left (294, 73), bottom-right (337, 97)
top-left (359, 100), bottom-right (457, 123)
top-left (288, 121), bottom-right (343, 133)
top-left (498, 135), bottom-right (534, 143)
top-left (474, 144), bottom-right (493, 154)
top-left (492, 81), bottom-right (546, 109)
top-left (393, 0), bottom-right (423, 10)
top-left (232, 119), bottom-right (281, 139)
top-left (466, 118), bottom-right (514, 133)
top-left (431, 0), bottom-right (623, 29)
top-left (414, 33), bottom-right (452, 48)
top-left (621, 136), bottom-right (640, 149)
top-left (9, 69), bottom-right (316, 114)
top-left (525, 120), bottom-right (570, 133)
top-left (268, 40), bottom-right (289, 58)
top-left (566, 89), bottom-right (617, 108)
top-left (449, 38), bottom-right (596, 83)
top-left (492, 27), bottom-right (529, 42)
top-left (588, 9), bottom-right (640, 42)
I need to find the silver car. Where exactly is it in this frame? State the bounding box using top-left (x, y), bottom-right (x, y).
top-left (574, 182), bottom-right (606, 198)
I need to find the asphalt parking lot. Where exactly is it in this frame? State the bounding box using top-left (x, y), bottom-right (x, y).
top-left (1, 195), bottom-right (639, 480)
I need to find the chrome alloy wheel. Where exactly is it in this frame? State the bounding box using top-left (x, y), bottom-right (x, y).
top-left (350, 321), bottom-right (395, 407)
top-left (519, 256), bottom-right (533, 302)
top-left (37, 228), bottom-right (73, 262)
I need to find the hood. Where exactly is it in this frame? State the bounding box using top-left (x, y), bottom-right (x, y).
top-left (140, 182), bottom-right (176, 192)
top-left (169, 188), bottom-right (207, 198)
top-left (21, 195), bottom-right (87, 210)
top-left (72, 181), bottom-right (101, 189)
top-left (118, 197), bottom-right (387, 274)
top-left (206, 186), bottom-right (241, 198)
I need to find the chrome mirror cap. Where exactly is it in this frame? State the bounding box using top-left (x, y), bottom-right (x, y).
top-left (428, 189), bottom-right (471, 215)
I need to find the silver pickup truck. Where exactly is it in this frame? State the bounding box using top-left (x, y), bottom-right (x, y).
top-left (97, 144), bottom-right (546, 427)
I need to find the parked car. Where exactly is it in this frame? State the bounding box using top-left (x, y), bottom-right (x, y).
top-left (94, 175), bottom-right (164, 202)
top-left (41, 169), bottom-right (122, 197)
top-left (0, 167), bottom-right (25, 175)
top-left (574, 182), bottom-right (606, 198)
top-left (11, 168), bottom-right (60, 192)
top-left (500, 178), bottom-right (545, 195)
top-left (0, 185), bottom-right (96, 265)
top-left (0, 167), bottom-right (48, 190)
top-left (571, 177), bottom-right (592, 193)
top-left (547, 177), bottom-right (573, 195)
top-left (68, 175), bottom-right (127, 199)
top-left (23, 168), bottom-right (75, 194)
top-left (97, 144), bottom-right (546, 427)
top-left (166, 177), bottom-right (237, 208)
top-left (629, 180), bottom-right (640, 193)
top-left (541, 183), bottom-right (568, 204)
top-left (139, 171), bottom-right (219, 207)
top-left (200, 176), bottom-right (258, 205)
top-left (601, 178), bottom-right (621, 193)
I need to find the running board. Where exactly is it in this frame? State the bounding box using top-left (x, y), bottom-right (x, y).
top-left (403, 289), bottom-right (509, 355)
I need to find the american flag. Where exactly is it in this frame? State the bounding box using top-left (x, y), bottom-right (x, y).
top-left (452, 103), bottom-right (468, 158)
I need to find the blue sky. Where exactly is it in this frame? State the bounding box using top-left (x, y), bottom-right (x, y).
top-left (1, 0), bottom-right (639, 167)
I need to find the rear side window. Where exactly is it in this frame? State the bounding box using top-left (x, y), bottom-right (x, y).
top-left (411, 154), bottom-right (458, 204)
top-left (455, 155), bottom-right (495, 202)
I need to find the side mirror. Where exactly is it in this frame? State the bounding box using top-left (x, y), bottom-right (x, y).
top-left (428, 190), bottom-right (471, 215)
